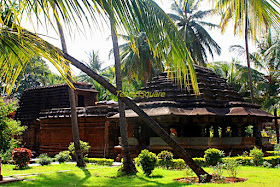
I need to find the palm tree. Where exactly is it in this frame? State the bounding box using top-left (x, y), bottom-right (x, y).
top-left (250, 31), bottom-right (280, 144)
top-left (78, 51), bottom-right (114, 101)
top-left (114, 32), bottom-right (163, 84)
top-left (53, 4), bottom-right (86, 167)
top-left (110, 17), bottom-right (137, 174)
top-left (207, 60), bottom-right (265, 101)
top-left (2, 0), bottom-right (211, 181)
top-left (168, 0), bottom-right (221, 66)
top-left (216, 0), bottom-right (280, 103)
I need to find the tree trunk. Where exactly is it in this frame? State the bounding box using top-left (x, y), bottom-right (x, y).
top-left (53, 5), bottom-right (86, 167)
top-left (110, 18), bottom-right (137, 174)
top-left (245, 9), bottom-right (254, 104)
top-left (63, 53), bottom-right (212, 182)
top-left (274, 108), bottom-right (279, 146)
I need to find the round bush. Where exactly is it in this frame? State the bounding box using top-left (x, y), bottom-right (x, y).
top-left (68, 140), bottom-right (90, 157)
top-left (137, 150), bottom-right (158, 176)
top-left (38, 153), bottom-right (52, 166)
top-left (55, 151), bottom-right (72, 163)
top-left (250, 146), bottom-right (264, 165)
top-left (157, 150), bottom-right (173, 169)
top-left (11, 148), bottom-right (32, 168)
top-left (204, 148), bottom-right (224, 166)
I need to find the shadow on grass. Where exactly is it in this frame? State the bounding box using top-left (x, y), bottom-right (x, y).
top-left (13, 166), bottom-right (32, 171)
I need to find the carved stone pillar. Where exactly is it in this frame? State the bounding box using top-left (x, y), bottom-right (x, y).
top-left (254, 123), bottom-right (262, 146)
top-left (200, 123), bottom-right (208, 137)
top-left (214, 125), bottom-right (219, 137)
top-left (236, 124), bottom-right (243, 137)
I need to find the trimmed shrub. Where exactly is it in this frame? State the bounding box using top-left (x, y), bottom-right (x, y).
top-left (38, 153), bottom-right (52, 166)
top-left (68, 140), bottom-right (90, 157)
top-left (137, 150), bottom-right (158, 176)
top-left (87, 158), bottom-right (114, 166)
top-left (55, 151), bottom-right (72, 163)
top-left (11, 148), bottom-right (32, 168)
top-left (157, 151), bottom-right (173, 169)
top-left (171, 159), bottom-right (186, 170)
top-left (263, 156), bottom-right (280, 167)
top-left (250, 147), bottom-right (264, 165)
top-left (223, 156), bottom-right (252, 166)
top-left (204, 148), bottom-right (224, 166)
top-left (266, 151), bottom-right (279, 156)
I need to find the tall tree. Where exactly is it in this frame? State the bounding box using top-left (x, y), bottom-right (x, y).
top-left (110, 17), bottom-right (137, 174)
top-left (216, 0), bottom-right (280, 103)
top-left (53, 4), bottom-right (86, 167)
top-left (168, 0), bottom-right (221, 66)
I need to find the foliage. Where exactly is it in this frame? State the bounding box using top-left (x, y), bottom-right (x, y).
top-left (77, 51), bottom-right (115, 101)
top-left (157, 150), bottom-right (174, 169)
top-left (245, 125), bottom-right (254, 137)
top-left (223, 158), bottom-right (241, 178)
top-left (114, 32), bottom-right (163, 84)
top-left (11, 148), bottom-right (32, 168)
top-left (204, 148), bottom-right (224, 166)
top-left (169, 0), bottom-right (221, 66)
top-left (137, 149), bottom-right (158, 176)
top-left (263, 156), bottom-right (280, 167)
top-left (223, 156), bottom-right (253, 166)
top-left (55, 151), bottom-right (72, 163)
top-left (250, 147), bottom-right (264, 166)
top-left (86, 158), bottom-right (114, 166)
top-left (0, 97), bottom-right (26, 159)
top-left (38, 153), bottom-right (53, 166)
top-left (68, 140), bottom-right (90, 157)
top-left (262, 161), bottom-right (273, 168)
top-left (11, 57), bottom-right (64, 98)
top-left (193, 157), bottom-right (207, 167)
top-left (266, 151), bottom-right (279, 156)
top-left (171, 159), bottom-right (186, 170)
top-left (212, 162), bottom-right (225, 181)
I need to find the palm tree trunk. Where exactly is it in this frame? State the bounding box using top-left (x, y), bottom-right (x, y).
top-left (53, 5), bottom-right (85, 167)
top-left (110, 17), bottom-right (137, 174)
top-left (63, 53), bottom-right (212, 182)
top-left (245, 9), bottom-right (254, 104)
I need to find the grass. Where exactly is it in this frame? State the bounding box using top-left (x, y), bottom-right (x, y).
top-left (2, 164), bottom-right (280, 186)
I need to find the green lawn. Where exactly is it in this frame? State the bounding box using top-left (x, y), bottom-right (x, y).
top-left (2, 164), bottom-right (280, 186)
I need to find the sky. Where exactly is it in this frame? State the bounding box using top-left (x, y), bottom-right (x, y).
top-left (23, 0), bottom-right (256, 76)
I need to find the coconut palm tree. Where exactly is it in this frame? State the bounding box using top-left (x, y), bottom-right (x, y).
top-left (216, 0), bottom-right (280, 103)
top-left (110, 16), bottom-right (137, 174)
top-left (168, 0), bottom-right (221, 66)
top-left (113, 32), bottom-right (163, 84)
top-left (53, 4), bottom-right (86, 167)
top-left (207, 60), bottom-right (265, 101)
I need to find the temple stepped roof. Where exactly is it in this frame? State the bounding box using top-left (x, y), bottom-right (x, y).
top-left (39, 105), bottom-right (118, 119)
top-left (110, 65), bottom-right (273, 119)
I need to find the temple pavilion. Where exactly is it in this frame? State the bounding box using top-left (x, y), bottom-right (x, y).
top-left (15, 66), bottom-right (274, 157)
top-left (109, 65), bottom-right (274, 156)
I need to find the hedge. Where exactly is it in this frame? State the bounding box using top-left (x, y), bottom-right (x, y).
top-left (86, 158), bottom-right (114, 166)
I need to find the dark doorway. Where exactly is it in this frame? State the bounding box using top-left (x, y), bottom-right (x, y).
top-left (78, 95), bottom-right (85, 107)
